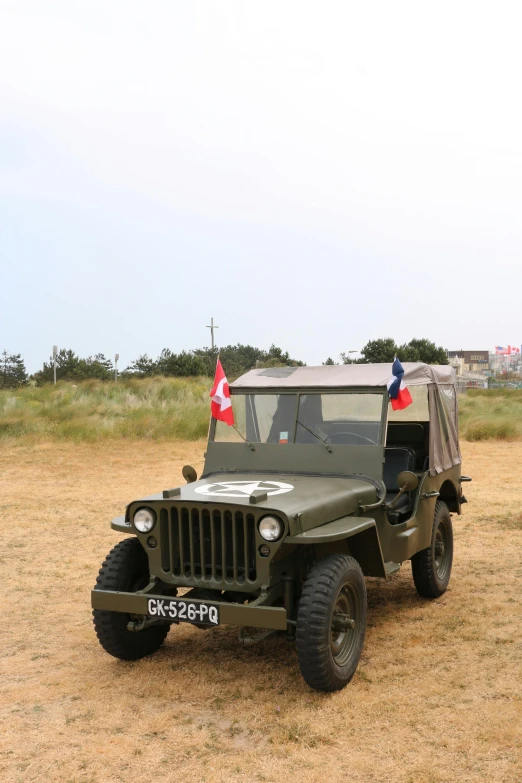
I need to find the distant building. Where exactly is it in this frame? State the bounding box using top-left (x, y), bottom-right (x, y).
top-left (447, 350), bottom-right (489, 374)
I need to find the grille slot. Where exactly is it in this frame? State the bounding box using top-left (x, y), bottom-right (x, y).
top-left (161, 506), bottom-right (257, 586)
top-left (159, 509), bottom-right (170, 572)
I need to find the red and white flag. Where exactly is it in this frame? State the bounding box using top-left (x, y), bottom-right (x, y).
top-left (210, 359), bottom-right (234, 426)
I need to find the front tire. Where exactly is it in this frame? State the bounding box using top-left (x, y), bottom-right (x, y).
top-left (411, 501), bottom-right (453, 598)
top-left (296, 554), bottom-right (367, 692)
top-left (93, 538), bottom-right (169, 660)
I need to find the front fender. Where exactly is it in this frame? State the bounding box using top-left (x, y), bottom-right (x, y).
top-left (286, 516), bottom-right (386, 579)
top-left (111, 515), bottom-right (133, 533)
top-left (286, 516), bottom-right (375, 543)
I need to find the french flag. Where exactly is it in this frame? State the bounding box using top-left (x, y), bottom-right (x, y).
top-left (387, 358), bottom-right (413, 411)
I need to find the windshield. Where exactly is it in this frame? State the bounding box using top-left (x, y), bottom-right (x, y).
top-left (214, 394), bottom-right (297, 443)
top-left (213, 392), bottom-right (385, 445)
top-left (297, 393), bottom-right (383, 445)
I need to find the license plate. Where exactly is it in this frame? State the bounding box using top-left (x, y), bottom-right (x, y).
top-left (146, 597), bottom-right (219, 626)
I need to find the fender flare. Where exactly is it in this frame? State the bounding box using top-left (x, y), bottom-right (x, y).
top-left (286, 516), bottom-right (386, 579)
top-left (439, 479), bottom-right (461, 513)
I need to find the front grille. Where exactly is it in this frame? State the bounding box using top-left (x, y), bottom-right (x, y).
top-left (159, 505), bottom-right (257, 586)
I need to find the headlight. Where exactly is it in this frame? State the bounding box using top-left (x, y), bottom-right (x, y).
top-left (258, 515), bottom-right (284, 542)
top-left (133, 507), bottom-right (156, 533)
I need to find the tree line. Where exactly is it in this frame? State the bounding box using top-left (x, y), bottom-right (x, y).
top-left (1, 338), bottom-right (448, 388)
top-left (123, 344), bottom-right (305, 379)
top-left (325, 338), bottom-right (448, 366)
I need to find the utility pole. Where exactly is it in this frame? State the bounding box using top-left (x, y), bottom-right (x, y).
top-left (53, 345), bottom-right (58, 385)
top-left (114, 353), bottom-right (119, 382)
top-left (206, 317), bottom-right (219, 350)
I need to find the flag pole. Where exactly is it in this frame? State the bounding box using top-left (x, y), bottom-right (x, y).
top-left (207, 354), bottom-right (220, 443)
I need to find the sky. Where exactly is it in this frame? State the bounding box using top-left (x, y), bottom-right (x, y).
top-left (1, 1), bottom-right (521, 373)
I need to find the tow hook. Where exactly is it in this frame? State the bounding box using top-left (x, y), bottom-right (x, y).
top-left (238, 628), bottom-right (277, 646)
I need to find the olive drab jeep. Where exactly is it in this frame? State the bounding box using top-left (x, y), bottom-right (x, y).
top-left (92, 363), bottom-right (470, 692)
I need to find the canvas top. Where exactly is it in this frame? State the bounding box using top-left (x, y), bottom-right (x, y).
top-left (230, 362), bottom-right (456, 390)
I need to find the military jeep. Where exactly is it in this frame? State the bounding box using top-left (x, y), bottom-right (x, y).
top-left (92, 363), bottom-right (469, 692)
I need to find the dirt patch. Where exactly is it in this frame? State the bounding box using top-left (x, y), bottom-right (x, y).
top-left (1, 440), bottom-right (521, 783)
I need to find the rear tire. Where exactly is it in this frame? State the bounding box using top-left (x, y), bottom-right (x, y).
top-left (93, 538), bottom-right (169, 660)
top-left (296, 554), bottom-right (367, 692)
top-left (411, 501), bottom-right (453, 598)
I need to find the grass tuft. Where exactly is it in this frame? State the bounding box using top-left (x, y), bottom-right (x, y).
top-left (459, 390), bottom-right (522, 441)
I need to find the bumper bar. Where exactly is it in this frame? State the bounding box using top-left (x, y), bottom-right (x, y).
top-left (91, 589), bottom-right (287, 631)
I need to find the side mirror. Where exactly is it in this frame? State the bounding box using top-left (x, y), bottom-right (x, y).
top-left (397, 471), bottom-right (419, 492)
top-left (182, 465), bottom-right (198, 484)
top-left (387, 471), bottom-right (419, 510)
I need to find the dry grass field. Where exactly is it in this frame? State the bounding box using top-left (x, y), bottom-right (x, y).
top-left (1, 439), bottom-right (522, 783)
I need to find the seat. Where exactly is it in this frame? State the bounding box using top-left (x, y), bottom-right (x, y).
top-left (267, 395), bottom-right (297, 443)
top-left (295, 394), bottom-right (325, 444)
top-left (386, 422), bottom-right (426, 470)
top-left (383, 447), bottom-right (416, 517)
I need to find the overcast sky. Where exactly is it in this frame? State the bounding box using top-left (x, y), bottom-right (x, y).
top-left (1, 1), bottom-right (521, 373)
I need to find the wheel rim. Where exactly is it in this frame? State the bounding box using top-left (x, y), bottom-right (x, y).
top-left (330, 582), bottom-right (359, 666)
top-left (434, 520), bottom-right (451, 580)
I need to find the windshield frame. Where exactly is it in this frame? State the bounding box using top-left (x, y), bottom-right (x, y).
top-left (210, 387), bottom-right (389, 446)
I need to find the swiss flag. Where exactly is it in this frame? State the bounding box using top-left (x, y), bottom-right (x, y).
top-left (210, 359), bottom-right (234, 426)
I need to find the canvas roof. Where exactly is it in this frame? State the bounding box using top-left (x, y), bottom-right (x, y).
top-left (230, 363), bottom-right (455, 390)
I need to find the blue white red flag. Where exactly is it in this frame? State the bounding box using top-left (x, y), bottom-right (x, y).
top-left (387, 358), bottom-right (413, 411)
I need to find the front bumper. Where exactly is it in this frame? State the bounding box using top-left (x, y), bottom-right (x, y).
top-left (91, 589), bottom-right (288, 631)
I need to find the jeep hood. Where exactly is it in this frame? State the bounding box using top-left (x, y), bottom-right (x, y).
top-left (138, 473), bottom-right (379, 535)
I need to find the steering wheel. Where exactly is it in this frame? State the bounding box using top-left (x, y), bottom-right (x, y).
top-left (325, 431), bottom-right (376, 446)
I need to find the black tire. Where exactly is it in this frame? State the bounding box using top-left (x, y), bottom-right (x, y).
top-left (93, 538), bottom-right (169, 660)
top-left (296, 554), bottom-right (367, 692)
top-left (411, 500), bottom-right (453, 598)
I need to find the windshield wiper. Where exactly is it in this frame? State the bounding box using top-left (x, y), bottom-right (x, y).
top-left (296, 420), bottom-right (332, 453)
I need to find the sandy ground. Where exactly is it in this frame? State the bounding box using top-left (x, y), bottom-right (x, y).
top-left (1, 439), bottom-right (521, 783)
